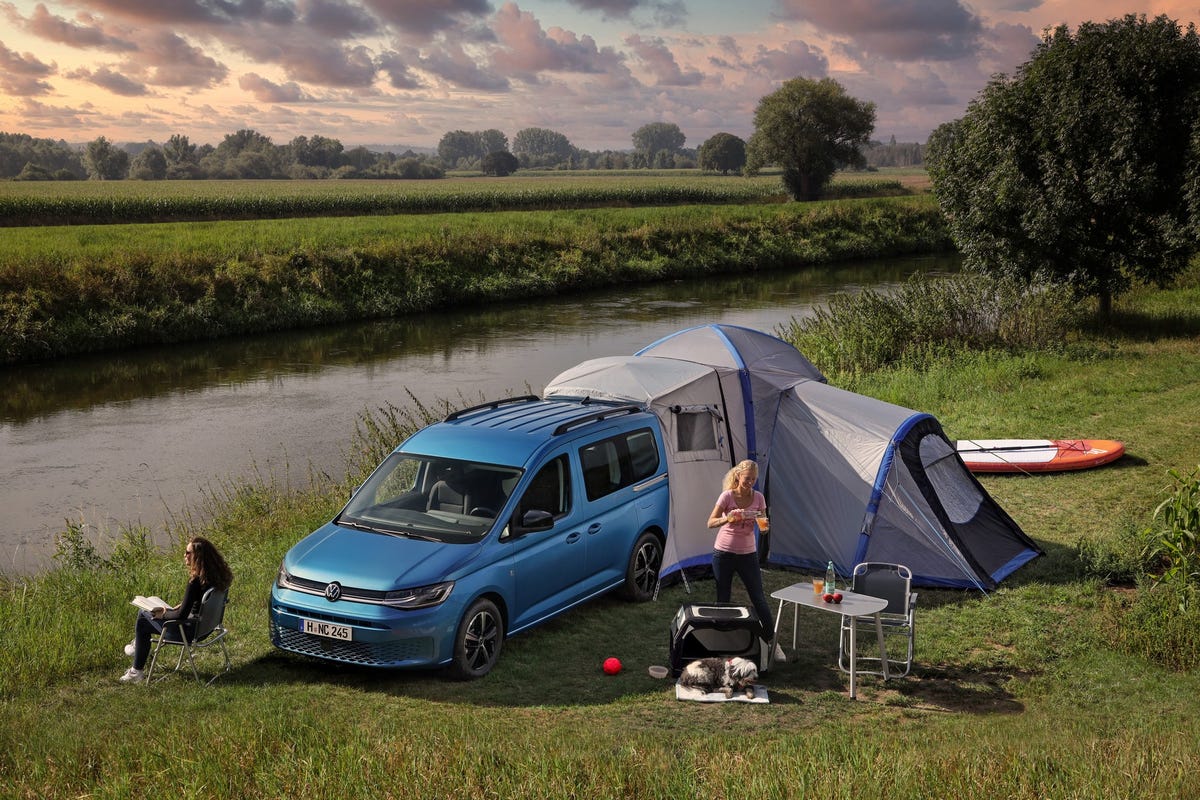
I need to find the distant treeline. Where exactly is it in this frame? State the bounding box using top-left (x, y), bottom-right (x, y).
top-left (2, 128), bottom-right (926, 181)
top-left (863, 137), bottom-right (925, 168)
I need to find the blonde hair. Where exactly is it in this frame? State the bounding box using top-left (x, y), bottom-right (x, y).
top-left (722, 459), bottom-right (758, 491)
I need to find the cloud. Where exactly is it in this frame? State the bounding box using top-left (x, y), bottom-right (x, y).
top-left (564, 0), bottom-right (686, 27)
top-left (23, 3), bottom-right (138, 52)
top-left (239, 71), bottom-right (319, 101)
top-left (300, 0), bottom-right (380, 38)
top-left (75, 0), bottom-right (297, 27)
top-left (0, 40), bottom-right (57, 95)
top-left (65, 64), bottom-right (148, 95)
top-left (361, 0), bottom-right (492, 40)
top-left (490, 2), bottom-right (625, 80)
top-left (418, 41), bottom-right (510, 90)
top-left (748, 40), bottom-right (829, 79)
top-left (776, 0), bottom-right (984, 61)
top-left (624, 34), bottom-right (702, 86)
top-left (377, 49), bottom-right (425, 89)
top-left (138, 30), bottom-right (230, 87)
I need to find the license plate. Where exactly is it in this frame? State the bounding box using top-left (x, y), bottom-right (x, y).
top-left (302, 618), bottom-right (353, 641)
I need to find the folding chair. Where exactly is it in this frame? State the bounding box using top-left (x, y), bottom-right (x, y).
top-left (146, 587), bottom-right (231, 685)
top-left (838, 562), bottom-right (917, 678)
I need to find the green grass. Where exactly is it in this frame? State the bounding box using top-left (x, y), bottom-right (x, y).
top-left (0, 171), bottom-right (908, 226)
top-left (2, 275), bottom-right (1199, 798)
top-left (0, 195), bottom-right (950, 364)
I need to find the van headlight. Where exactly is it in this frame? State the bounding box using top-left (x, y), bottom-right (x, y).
top-left (382, 581), bottom-right (454, 609)
top-left (276, 562), bottom-right (297, 590)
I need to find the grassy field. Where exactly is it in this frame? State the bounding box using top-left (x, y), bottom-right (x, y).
top-left (1, 274), bottom-right (1198, 798)
top-left (0, 170), bottom-right (909, 226)
top-left (0, 194), bottom-right (950, 364)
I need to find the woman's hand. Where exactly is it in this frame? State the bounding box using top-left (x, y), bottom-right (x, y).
top-left (151, 607), bottom-right (165, 619)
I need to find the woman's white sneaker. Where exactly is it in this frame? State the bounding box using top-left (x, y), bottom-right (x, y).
top-left (119, 667), bottom-right (144, 683)
top-left (123, 640), bottom-right (136, 657)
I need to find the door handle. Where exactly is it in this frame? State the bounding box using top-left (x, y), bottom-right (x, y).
top-left (566, 532), bottom-right (581, 543)
top-left (587, 523), bottom-right (602, 535)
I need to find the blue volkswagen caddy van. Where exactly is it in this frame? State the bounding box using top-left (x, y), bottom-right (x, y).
top-left (270, 395), bottom-right (669, 678)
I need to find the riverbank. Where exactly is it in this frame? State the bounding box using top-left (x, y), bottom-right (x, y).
top-left (0, 194), bottom-right (949, 364)
top-left (2, 273), bottom-right (1198, 798)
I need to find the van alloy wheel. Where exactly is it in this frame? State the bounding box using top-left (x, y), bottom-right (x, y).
top-left (622, 531), bottom-right (662, 602)
top-left (449, 598), bottom-right (504, 679)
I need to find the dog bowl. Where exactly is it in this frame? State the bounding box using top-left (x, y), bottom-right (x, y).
top-left (648, 665), bottom-right (669, 679)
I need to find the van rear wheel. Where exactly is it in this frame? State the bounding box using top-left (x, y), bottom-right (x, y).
top-left (448, 598), bottom-right (504, 680)
top-left (621, 531), bottom-right (662, 601)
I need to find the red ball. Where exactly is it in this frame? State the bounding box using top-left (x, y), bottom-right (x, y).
top-left (602, 657), bottom-right (622, 675)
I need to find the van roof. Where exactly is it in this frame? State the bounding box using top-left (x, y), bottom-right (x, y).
top-left (397, 396), bottom-right (652, 467)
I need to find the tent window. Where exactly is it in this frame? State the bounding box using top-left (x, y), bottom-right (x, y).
top-left (919, 434), bottom-right (984, 523)
top-left (674, 408), bottom-right (721, 459)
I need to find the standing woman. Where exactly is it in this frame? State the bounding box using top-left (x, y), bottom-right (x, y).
top-left (707, 459), bottom-right (785, 661)
top-left (120, 536), bottom-right (234, 683)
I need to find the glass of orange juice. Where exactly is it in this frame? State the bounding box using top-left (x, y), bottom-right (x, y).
top-left (755, 513), bottom-right (769, 532)
top-left (813, 578), bottom-right (824, 595)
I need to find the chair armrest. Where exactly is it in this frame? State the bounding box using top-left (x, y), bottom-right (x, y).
top-left (909, 592), bottom-right (918, 607)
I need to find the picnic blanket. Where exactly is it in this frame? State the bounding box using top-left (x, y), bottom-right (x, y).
top-left (674, 682), bottom-right (769, 703)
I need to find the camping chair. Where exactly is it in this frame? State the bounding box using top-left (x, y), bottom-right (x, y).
top-left (146, 588), bottom-right (231, 685)
top-left (838, 562), bottom-right (917, 678)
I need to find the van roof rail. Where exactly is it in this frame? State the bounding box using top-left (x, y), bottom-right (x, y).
top-left (443, 395), bottom-right (541, 422)
top-left (552, 404), bottom-right (642, 435)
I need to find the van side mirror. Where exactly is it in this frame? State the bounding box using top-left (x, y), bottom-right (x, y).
top-left (518, 509), bottom-right (554, 532)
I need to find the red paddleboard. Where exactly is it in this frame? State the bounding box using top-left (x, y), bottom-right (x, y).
top-left (956, 439), bottom-right (1125, 473)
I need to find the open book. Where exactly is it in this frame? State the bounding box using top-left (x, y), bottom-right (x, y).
top-left (131, 595), bottom-right (170, 612)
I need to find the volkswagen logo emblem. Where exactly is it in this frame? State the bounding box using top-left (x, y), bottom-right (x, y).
top-left (324, 581), bottom-right (342, 602)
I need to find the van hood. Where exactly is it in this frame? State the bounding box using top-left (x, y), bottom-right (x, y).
top-left (285, 521), bottom-right (485, 590)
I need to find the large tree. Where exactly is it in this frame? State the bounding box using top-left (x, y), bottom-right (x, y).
top-left (512, 127), bottom-right (574, 166)
top-left (83, 136), bottom-right (129, 180)
top-left (745, 77), bottom-right (875, 201)
top-left (926, 14), bottom-right (1200, 315)
top-left (632, 122), bottom-right (686, 166)
top-left (697, 132), bottom-right (746, 174)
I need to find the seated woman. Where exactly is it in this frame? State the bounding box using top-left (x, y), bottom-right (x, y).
top-left (120, 536), bottom-right (233, 684)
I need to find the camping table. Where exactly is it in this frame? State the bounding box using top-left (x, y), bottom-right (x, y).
top-left (771, 583), bottom-right (889, 699)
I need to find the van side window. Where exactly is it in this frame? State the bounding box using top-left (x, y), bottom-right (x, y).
top-left (580, 427), bottom-right (660, 501)
top-left (518, 455), bottom-right (570, 520)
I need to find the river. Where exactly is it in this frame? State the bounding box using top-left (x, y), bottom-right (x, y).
top-left (1, 254), bottom-right (957, 574)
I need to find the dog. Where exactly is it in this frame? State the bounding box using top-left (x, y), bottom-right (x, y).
top-left (678, 656), bottom-right (759, 698)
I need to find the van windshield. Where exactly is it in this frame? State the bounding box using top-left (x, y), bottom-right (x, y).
top-left (338, 454), bottom-right (522, 542)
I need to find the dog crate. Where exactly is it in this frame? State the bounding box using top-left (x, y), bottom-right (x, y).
top-left (668, 603), bottom-right (770, 677)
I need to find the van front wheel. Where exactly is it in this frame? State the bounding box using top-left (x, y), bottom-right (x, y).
top-left (448, 598), bottom-right (504, 680)
top-left (621, 531), bottom-right (662, 602)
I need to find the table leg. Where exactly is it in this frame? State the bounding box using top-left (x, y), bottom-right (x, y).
top-left (874, 612), bottom-right (889, 681)
top-left (848, 615), bottom-right (857, 699)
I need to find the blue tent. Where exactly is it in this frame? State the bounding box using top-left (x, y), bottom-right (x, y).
top-left (635, 324), bottom-right (1040, 590)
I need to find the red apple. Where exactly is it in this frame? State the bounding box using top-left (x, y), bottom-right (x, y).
top-left (822, 593), bottom-right (834, 602)
top-left (833, 592), bottom-right (843, 603)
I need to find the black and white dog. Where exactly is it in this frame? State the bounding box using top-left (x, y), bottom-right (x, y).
top-left (678, 656), bottom-right (759, 698)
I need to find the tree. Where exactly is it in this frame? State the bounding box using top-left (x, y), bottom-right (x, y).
top-left (437, 130), bottom-right (481, 168)
top-left (632, 122), bottom-right (685, 166)
top-left (481, 150), bottom-right (519, 176)
top-left (477, 129), bottom-right (508, 157)
top-left (926, 14), bottom-right (1200, 315)
top-left (512, 127), bottom-right (574, 167)
top-left (697, 132), bottom-right (747, 174)
top-left (163, 134), bottom-right (202, 179)
top-left (83, 136), bottom-right (130, 180)
top-left (745, 77), bottom-right (875, 201)
top-left (129, 145), bottom-right (167, 180)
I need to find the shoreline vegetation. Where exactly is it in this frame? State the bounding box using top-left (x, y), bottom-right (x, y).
top-left (0, 174), bottom-right (935, 365)
top-left (3, 171), bottom-right (1199, 797)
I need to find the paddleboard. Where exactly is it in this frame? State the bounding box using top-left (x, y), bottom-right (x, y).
top-left (955, 439), bottom-right (1125, 473)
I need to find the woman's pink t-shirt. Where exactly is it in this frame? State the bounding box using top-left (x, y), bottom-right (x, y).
top-left (713, 489), bottom-right (765, 555)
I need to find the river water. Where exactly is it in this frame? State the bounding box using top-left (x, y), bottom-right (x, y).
top-left (1, 254), bottom-right (957, 574)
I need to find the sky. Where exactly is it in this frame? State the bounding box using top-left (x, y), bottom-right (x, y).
top-left (0, 0), bottom-right (1195, 151)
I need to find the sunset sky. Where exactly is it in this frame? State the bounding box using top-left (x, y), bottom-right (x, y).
top-left (0, 0), bottom-right (1194, 151)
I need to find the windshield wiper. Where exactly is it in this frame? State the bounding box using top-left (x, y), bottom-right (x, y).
top-left (337, 518), bottom-right (382, 534)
